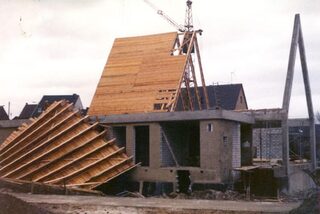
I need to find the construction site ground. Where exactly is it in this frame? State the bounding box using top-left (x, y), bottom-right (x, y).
top-left (0, 191), bottom-right (301, 214)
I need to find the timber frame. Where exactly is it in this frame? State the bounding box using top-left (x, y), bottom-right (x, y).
top-left (170, 30), bottom-right (210, 111)
top-left (0, 101), bottom-right (137, 190)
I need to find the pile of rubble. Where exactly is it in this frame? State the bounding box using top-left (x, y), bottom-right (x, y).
top-left (165, 189), bottom-right (246, 200)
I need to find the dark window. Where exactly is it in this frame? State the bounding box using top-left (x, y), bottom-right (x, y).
top-left (223, 136), bottom-right (228, 144)
top-left (135, 126), bottom-right (150, 166)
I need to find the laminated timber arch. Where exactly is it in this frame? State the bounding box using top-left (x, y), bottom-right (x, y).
top-left (282, 14), bottom-right (316, 174)
top-left (0, 100), bottom-right (136, 190)
top-left (88, 31), bottom-right (209, 116)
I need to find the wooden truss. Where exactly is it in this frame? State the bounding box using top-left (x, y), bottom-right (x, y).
top-left (0, 100), bottom-right (137, 190)
top-left (281, 14), bottom-right (316, 173)
top-left (169, 30), bottom-right (210, 111)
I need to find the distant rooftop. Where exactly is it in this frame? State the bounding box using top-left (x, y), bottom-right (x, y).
top-left (32, 94), bottom-right (82, 117)
top-left (18, 103), bottom-right (37, 119)
top-left (177, 84), bottom-right (247, 111)
top-left (0, 106), bottom-right (9, 120)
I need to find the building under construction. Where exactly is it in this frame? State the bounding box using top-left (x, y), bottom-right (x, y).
top-left (0, 1), bottom-right (318, 199)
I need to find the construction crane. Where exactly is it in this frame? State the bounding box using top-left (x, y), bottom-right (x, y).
top-left (143, 0), bottom-right (194, 33)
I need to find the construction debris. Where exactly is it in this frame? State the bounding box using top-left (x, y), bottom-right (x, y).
top-left (0, 100), bottom-right (137, 190)
top-left (0, 177), bottom-right (103, 196)
top-left (164, 189), bottom-right (246, 201)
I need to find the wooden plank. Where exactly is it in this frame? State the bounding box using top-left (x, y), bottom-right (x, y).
top-left (194, 37), bottom-right (210, 109)
top-left (0, 103), bottom-right (75, 161)
top-left (0, 101), bottom-right (64, 153)
top-left (89, 162), bottom-right (138, 190)
top-left (3, 122), bottom-right (99, 178)
top-left (45, 147), bottom-right (125, 185)
top-left (35, 139), bottom-right (116, 182)
top-left (18, 130), bottom-right (107, 180)
top-left (0, 116), bottom-right (89, 175)
top-left (84, 157), bottom-right (132, 183)
top-left (0, 110), bottom-right (80, 167)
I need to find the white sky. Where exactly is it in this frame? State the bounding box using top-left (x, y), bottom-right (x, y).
top-left (0, 0), bottom-right (320, 118)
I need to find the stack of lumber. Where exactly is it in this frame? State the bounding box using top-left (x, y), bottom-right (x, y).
top-left (0, 100), bottom-right (136, 190)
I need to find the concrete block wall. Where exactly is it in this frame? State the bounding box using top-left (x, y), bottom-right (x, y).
top-left (149, 123), bottom-right (161, 168)
top-left (253, 128), bottom-right (282, 159)
top-left (232, 123), bottom-right (241, 168)
top-left (232, 123), bottom-right (241, 179)
top-left (126, 125), bottom-right (135, 162)
top-left (160, 127), bottom-right (176, 167)
top-left (200, 120), bottom-right (235, 182)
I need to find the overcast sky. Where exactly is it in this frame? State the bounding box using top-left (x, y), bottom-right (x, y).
top-left (1, 0), bottom-right (319, 118)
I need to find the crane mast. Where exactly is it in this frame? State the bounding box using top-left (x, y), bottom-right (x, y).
top-left (184, 0), bottom-right (193, 32)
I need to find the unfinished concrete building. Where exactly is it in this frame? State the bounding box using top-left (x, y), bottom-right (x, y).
top-left (0, 12), bottom-right (316, 197)
top-left (88, 14), bottom-right (317, 195)
top-left (87, 30), bottom-right (256, 194)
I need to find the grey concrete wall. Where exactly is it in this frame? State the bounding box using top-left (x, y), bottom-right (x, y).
top-left (149, 123), bottom-right (161, 168)
top-left (121, 120), bottom-right (241, 184)
top-left (288, 164), bottom-right (316, 194)
top-left (200, 120), bottom-right (234, 183)
top-left (232, 123), bottom-right (241, 168)
top-left (126, 125), bottom-right (135, 160)
top-left (232, 124), bottom-right (241, 179)
top-left (131, 167), bottom-right (218, 183)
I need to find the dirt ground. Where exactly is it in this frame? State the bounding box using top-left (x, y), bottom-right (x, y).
top-left (0, 178), bottom-right (304, 214)
top-left (0, 192), bottom-right (52, 214)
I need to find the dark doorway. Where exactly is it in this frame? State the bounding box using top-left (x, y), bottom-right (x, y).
top-left (241, 124), bottom-right (252, 166)
top-left (177, 170), bottom-right (191, 193)
top-left (135, 126), bottom-right (150, 166)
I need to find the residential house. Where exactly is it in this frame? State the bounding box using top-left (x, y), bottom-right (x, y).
top-left (32, 94), bottom-right (83, 117)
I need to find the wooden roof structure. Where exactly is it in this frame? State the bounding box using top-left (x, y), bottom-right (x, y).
top-left (89, 31), bottom-right (209, 116)
top-left (0, 100), bottom-right (136, 190)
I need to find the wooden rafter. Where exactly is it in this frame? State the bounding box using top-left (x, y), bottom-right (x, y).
top-left (0, 101), bottom-right (136, 190)
top-left (194, 36), bottom-right (210, 109)
top-left (3, 123), bottom-right (99, 178)
top-left (35, 138), bottom-right (116, 182)
top-left (0, 109), bottom-right (79, 166)
top-left (0, 116), bottom-right (89, 175)
top-left (46, 147), bottom-right (125, 185)
top-left (0, 101), bottom-right (63, 152)
top-left (18, 130), bottom-right (107, 180)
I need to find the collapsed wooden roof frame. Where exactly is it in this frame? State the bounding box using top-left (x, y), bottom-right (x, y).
top-left (0, 101), bottom-right (137, 190)
top-left (170, 30), bottom-right (210, 112)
